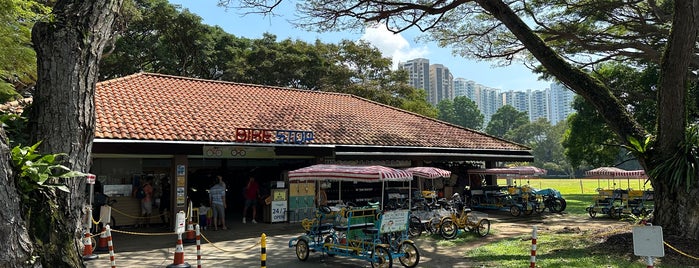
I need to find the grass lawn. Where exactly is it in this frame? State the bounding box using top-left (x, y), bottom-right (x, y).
top-left (439, 178), bottom-right (675, 267)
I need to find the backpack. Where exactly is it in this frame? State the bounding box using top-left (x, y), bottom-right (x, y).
top-left (135, 186), bottom-right (146, 199)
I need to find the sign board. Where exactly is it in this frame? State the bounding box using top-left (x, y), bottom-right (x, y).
top-left (176, 187), bottom-right (186, 207)
top-left (380, 209), bottom-right (409, 233)
top-left (177, 165), bottom-right (185, 176)
top-left (633, 226), bottom-right (665, 257)
top-left (272, 189), bottom-right (287, 201)
top-left (86, 174), bottom-right (96, 184)
top-left (175, 211), bottom-right (186, 234)
top-left (271, 201), bottom-right (287, 223)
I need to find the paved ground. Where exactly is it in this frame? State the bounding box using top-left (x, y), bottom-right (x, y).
top-left (85, 219), bottom-right (435, 268)
top-left (83, 211), bottom-right (629, 268)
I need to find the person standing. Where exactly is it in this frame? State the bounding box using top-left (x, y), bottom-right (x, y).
top-left (242, 176), bottom-right (259, 224)
top-left (209, 175), bottom-right (227, 230)
top-left (140, 178), bottom-right (154, 227)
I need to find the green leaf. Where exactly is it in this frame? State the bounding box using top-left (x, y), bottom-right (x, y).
top-left (48, 184), bottom-right (70, 193)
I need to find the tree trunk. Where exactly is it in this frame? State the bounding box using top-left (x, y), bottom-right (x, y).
top-left (649, 0), bottom-right (698, 238)
top-left (29, 0), bottom-right (123, 266)
top-left (476, 0), bottom-right (699, 238)
top-left (653, 177), bottom-right (699, 239)
top-left (0, 129), bottom-right (39, 267)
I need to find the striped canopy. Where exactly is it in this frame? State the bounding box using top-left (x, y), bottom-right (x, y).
top-left (404, 167), bottom-right (452, 179)
top-left (585, 167), bottom-right (646, 178)
top-left (469, 166), bottom-right (547, 176)
top-left (288, 164), bottom-right (413, 182)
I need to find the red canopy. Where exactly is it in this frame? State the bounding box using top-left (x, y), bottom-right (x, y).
top-left (404, 167), bottom-right (452, 179)
top-left (469, 166), bottom-right (547, 176)
top-left (585, 167), bottom-right (646, 178)
top-left (288, 164), bottom-right (413, 182)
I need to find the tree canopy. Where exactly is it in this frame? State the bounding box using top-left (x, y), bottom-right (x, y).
top-left (99, 0), bottom-right (437, 117)
top-left (437, 96), bottom-right (484, 130)
top-left (485, 105), bottom-right (528, 138)
top-left (221, 0), bottom-right (699, 238)
top-left (0, 0), bottom-right (50, 102)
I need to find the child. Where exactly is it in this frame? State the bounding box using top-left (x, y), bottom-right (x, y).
top-left (199, 202), bottom-right (210, 230)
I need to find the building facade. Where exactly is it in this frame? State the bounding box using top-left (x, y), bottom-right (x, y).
top-left (90, 73), bottom-right (533, 225)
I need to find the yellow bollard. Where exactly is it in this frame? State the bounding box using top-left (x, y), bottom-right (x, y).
top-left (261, 233), bottom-right (267, 268)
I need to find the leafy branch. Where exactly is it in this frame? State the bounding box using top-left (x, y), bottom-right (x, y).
top-left (10, 142), bottom-right (84, 196)
top-left (648, 124), bottom-right (699, 192)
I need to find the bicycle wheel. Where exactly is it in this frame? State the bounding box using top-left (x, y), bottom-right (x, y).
top-left (408, 215), bottom-right (422, 238)
top-left (476, 219), bottom-right (491, 237)
top-left (426, 216), bottom-right (441, 234)
top-left (510, 205), bottom-right (521, 217)
top-left (295, 239), bottom-right (309, 261)
top-left (398, 241), bottom-right (420, 268)
top-left (556, 198), bottom-right (567, 212)
top-left (439, 219), bottom-right (458, 239)
top-left (371, 245), bottom-right (393, 268)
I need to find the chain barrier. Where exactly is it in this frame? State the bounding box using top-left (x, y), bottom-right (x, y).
top-left (86, 230), bottom-right (106, 239)
top-left (110, 229), bottom-right (176, 236)
top-left (199, 232), bottom-right (261, 253)
top-left (664, 241), bottom-right (699, 261)
top-left (110, 207), bottom-right (168, 220)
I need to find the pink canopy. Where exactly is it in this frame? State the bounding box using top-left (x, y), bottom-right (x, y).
top-left (288, 164), bottom-right (413, 182)
top-left (585, 167), bottom-right (646, 178)
top-left (469, 166), bottom-right (547, 176)
top-left (404, 167), bottom-right (452, 179)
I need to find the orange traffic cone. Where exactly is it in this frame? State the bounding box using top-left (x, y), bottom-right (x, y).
top-left (94, 226), bottom-right (109, 253)
top-left (166, 232), bottom-right (191, 268)
top-left (82, 232), bottom-right (99, 261)
top-left (184, 220), bottom-right (196, 244)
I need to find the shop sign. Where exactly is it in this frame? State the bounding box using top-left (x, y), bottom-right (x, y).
top-left (203, 146), bottom-right (275, 158)
top-left (271, 201), bottom-right (287, 223)
top-left (235, 128), bottom-right (314, 144)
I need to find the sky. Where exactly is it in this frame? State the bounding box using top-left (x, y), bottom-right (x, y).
top-left (168, 0), bottom-right (553, 91)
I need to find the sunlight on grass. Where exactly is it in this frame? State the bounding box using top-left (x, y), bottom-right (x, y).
top-left (465, 232), bottom-right (649, 267)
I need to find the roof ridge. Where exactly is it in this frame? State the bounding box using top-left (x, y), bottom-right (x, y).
top-left (100, 72), bottom-right (366, 98)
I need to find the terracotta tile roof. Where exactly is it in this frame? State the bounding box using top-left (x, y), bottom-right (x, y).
top-left (95, 73), bottom-right (529, 151)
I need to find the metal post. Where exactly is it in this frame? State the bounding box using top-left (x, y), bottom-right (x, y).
top-left (530, 226), bottom-right (537, 268)
top-left (261, 233), bottom-right (267, 268)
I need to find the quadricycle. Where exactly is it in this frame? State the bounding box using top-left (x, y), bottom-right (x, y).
top-left (287, 164), bottom-right (421, 268)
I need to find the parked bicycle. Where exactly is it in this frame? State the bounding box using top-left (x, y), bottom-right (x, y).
top-left (439, 193), bottom-right (491, 239)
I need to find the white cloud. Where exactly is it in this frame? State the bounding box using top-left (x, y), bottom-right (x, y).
top-left (359, 25), bottom-right (429, 69)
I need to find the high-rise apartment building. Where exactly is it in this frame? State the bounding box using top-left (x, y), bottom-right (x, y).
top-left (529, 89), bottom-right (549, 122)
top-left (501, 90), bottom-right (529, 114)
top-left (429, 64), bottom-right (454, 105)
top-left (453, 78), bottom-right (469, 98)
top-left (398, 58), bottom-right (430, 93)
top-left (548, 82), bottom-right (576, 125)
top-left (402, 58), bottom-right (576, 125)
top-left (400, 58), bottom-right (455, 106)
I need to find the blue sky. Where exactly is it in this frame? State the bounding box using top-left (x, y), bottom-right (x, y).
top-left (168, 0), bottom-right (553, 91)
